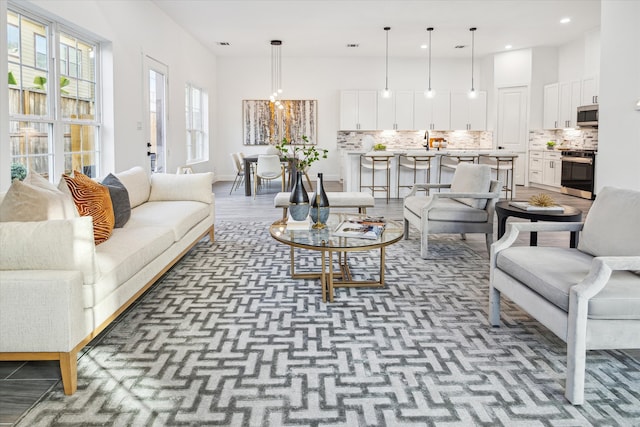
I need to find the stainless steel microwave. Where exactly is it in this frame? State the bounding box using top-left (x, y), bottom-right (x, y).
top-left (577, 104), bottom-right (598, 128)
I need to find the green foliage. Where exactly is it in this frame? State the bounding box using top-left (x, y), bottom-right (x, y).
top-left (8, 71), bottom-right (17, 85)
top-left (373, 143), bottom-right (387, 151)
top-left (32, 76), bottom-right (70, 94)
top-left (11, 163), bottom-right (27, 181)
top-left (275, 135), bottom-right (328, 171)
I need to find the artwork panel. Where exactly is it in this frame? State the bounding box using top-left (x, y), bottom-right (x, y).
top-left (242, 100), bottom-right (317, 145)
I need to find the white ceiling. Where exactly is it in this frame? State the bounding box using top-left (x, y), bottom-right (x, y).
top-left (152, 0), bottom-right (601, 59)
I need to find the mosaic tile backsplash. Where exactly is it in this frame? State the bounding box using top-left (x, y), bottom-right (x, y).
top-left (337, 130), bottom-right (493, 151)
top-left (529, 129), bottom-right (598, 150)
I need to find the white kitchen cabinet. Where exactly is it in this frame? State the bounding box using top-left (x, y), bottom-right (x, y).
top-left (414, 91), bottom-right (450, 130)
top-left (339, 90), bottom-right (377, 130)
top-left (542, 151), bottom-right (562, 187)
top-left (450, 91), bottom-right (487, 130)
top-left (530, 150), bottom-right (562, 187)
top-left (581, 75), bottom-right (599, 105)
top-left (529, 151), bottom-right (543, 184)
top-left (543, 83), bottom-right (559, 129)
top-left (559, 80), bottom-right (581, 128)
top-left (377, 90), bottom-right (414, 130)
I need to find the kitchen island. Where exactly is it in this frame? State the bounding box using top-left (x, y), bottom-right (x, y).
top-left (342, 149), bottom-right (518, 199)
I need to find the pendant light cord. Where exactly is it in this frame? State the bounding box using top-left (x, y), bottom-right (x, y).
top-left (470, 28), bottom-right (476, 92)
top-left (427, 27), bottom-right (433, 91)
top-left (384, 27), bottom-right (390, 91)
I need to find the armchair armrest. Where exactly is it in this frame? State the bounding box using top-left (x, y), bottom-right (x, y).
top-left (573, 256), bottom-right (640, 300)
top-left (491, 221), bottom-right (585, 264)
top-left (406, 183), bottom-right (450, 197)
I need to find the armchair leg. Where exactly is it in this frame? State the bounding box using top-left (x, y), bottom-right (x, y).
top-left (489, 286), bottom-right (501, 327)
top-left (403, 219), bottom-right (409, 240)
top-left (485, 233), bottom-right (493, 255)
top-left (565, 303), bottom-right (588, 405)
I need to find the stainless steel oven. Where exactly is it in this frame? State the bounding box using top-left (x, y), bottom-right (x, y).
top-left (561, 150), bottom-right (596, 199)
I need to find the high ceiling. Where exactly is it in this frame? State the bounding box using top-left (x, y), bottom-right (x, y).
top-left (152, 0), bottom-right (601, 59)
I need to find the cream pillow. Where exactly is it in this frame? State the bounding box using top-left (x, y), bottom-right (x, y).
top-left (115, 166), bottom-right (151, 208)
top-left (149, 172), bottom-right (213, 204)
top-left (0, 173), bottom-right (78, 221)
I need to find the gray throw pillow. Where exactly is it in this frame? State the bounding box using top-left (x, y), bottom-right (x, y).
top-left (101, 173), bottom-right (131, 228)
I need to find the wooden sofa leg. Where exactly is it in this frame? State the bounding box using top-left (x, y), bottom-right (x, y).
top-left (209, 226), bottom-right (215, 243)
top-left (60, 351), bottom-right (78, 395)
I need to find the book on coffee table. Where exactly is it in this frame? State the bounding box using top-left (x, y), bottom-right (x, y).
top-left (509, 201), bottom-right (565, 212)
top-left (334, 220), bottom-right (385, 240)
top-left (286, 215), bottom-right (311, 230)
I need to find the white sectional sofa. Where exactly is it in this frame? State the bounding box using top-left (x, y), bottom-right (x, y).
top-left (0, 166), bottom-right (215, 395)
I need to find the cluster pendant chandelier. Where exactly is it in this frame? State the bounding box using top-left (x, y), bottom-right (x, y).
top-left (381, 27), bottom-right (391, 98)
top-left (425, 27), bottom-right (435, 98)
top-left (468, 27), bottom-right (477, 99)
top-left (269, 40), bottom-right (284, 110)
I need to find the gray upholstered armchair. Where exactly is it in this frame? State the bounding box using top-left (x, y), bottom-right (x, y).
top-left (489, 186), bottom-right (640, 405)
top-left (403, 163), bottom-right (501, 258)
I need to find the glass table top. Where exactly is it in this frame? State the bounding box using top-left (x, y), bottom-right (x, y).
top-left (269, 212), bottom-right (404, 250)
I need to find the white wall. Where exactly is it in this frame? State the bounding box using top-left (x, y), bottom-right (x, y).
top-left (597, 0), bottom-right (640, 191)
top-left (216, 56), bottom-right (488, 180)
top-left (0, 0), bottom-right (217, 191)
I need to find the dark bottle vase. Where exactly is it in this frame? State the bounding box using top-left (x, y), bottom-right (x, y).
top-left (310, 173), bottom-right (330, 225)
top-left (288, 171), bottom-right (310, 221)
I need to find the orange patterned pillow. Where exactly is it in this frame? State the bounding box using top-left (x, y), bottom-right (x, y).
top-left (62, 171), bottom-right (115, 244)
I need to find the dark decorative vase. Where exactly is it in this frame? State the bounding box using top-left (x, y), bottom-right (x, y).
top-left (289, 171), bottom-right (310, 221)
top-left (310, 173), bottom-right (330, 227)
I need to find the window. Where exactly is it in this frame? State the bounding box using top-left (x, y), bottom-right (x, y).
top-left (34, 33), bottom-right (46, 69)
top-left (185, 83), bottom-right (209, 164)
top-left (7, 8), bottom-right (101, 181)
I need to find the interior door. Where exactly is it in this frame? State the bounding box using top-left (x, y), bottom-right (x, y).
top-left (143, 56), bottom-right (168, 173)
top-left (497, 86), bottom-right (528, 185)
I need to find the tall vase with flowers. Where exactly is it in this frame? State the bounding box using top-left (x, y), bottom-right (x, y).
top-left (275, 136), bottom-right (329, 221)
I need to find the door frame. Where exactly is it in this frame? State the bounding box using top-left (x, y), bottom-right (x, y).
top-left (143, 54), bottom-right (169, 174)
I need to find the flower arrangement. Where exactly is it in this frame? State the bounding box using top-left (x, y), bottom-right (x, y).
top-left (546, 141), bottom-right (556, 149)
top-left (275, 135), bottom-right (328, 171)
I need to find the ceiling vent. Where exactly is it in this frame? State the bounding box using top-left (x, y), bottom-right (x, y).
top-left (217, 42), bottom-right (231, 46)
top-left (454, 45), bottom-right (467, 49)
top-left (346, 44), bottom-right (359, 48)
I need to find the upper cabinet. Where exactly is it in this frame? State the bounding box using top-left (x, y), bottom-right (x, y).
top-left (581, 75), bottom-right (599, 105)
top-left (450, 91), bottom-right (487, 131)
top-left (414, 91), bottom-right (450, 130)
top-left (377, 91), bottom-right (414, 130)
top-left (339, 90), bottom-right (377, 130)
top-left (559, 80), bottom-right (581, 128)
top-left (543, 83), bottom-right (560, 130)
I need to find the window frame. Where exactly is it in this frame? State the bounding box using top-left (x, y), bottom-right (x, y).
top-left (184, 82), bottom-right (209, 165)
top-left (6, 5), bottom-right (102, 181)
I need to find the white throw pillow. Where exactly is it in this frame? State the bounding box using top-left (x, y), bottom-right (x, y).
top-left (578, 186), bottom-right (640, 257)
top-left (449, 163), bottom-right (492, 210)
top-left (149, 172), bottom-right (213, 204)
top-left (115, 166), bottom-right (151, 209)
top-left (0, 173), bottom-right (78, 221)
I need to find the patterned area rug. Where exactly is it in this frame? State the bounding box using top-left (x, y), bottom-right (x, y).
top-left (19, 221), bottom-right (640, 426)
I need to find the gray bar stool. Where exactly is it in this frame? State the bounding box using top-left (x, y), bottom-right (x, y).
top-left (360, 152), bottom-right (393, 203)
top-left (479, 154), bottom-right (517, 199)
top-left (397, 152), bottom-right (432, 198)
top-left (438, 154), bottom-right (479, 184)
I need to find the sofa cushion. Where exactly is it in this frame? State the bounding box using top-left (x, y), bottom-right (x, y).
top-left (449, 163), bottom-right (491, 210)
top-left (0, 173), bottom-right (77, 221)
top-left (115, 166), bottom-right (150, 209)
top-left (497, 246), bottom-right (640, 320)
top-left (62, 171), bottom-right (115, 245)
top-left (85, 226), bottom-right (174, 308)
top-left (125, 201), bottom-right (210, 241)
top-left (101, 173), bottom-right (131, 228)
top-left (578, 186), bottom-right (640, 257)
top-left (404, 196), bottom-right (488, 223)
top-left (0, 217), bottom-right (99, 285)
top-left (149, 172), bottom-right (214, 204)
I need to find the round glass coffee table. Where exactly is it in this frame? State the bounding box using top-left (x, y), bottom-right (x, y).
top-left (269, 212), bottom-right (404, 302)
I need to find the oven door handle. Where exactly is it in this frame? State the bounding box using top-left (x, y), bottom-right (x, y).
top-left (562, 157), bottom-right (593, 165)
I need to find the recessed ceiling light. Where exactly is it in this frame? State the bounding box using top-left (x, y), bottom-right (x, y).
top-left (420, 44), bottom-right (428, 49)
top-left (505, 44), bottom-right (513, 49)
top-left (560, 17), bottom-right (571, 24)
top-left (217, 42), bottom-right (231, 46)
top-left (346, 43), bottom-right (359, 48)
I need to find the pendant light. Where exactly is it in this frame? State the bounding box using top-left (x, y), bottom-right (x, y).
top-left (269, 40), bottom-right (284, 110)
top-left (424, 27), bottom-right (435, 98)
top-left (468, 27), bottom-right (477, 99)
top-left (382, 27), bottom-right (391, 98)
